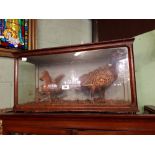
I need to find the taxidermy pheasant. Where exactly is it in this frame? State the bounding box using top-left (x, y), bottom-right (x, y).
top-left (39, 70), bottom-right (65, 101)
top-left (79, 64), bottom-right (118, 100)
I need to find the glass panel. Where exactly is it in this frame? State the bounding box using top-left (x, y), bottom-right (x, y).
top-left (18, 60), bottom-right (36, 104)
top-left (18, 47), bottom-right (131, 105)
top-left (0, 19), bottom-right (28, 50)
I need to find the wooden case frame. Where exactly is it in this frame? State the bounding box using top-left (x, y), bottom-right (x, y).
top-left (12, 38), bottom-right (138, 113)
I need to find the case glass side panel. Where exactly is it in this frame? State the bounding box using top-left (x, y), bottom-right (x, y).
top-left (18, 61), bottom-right (36, 104)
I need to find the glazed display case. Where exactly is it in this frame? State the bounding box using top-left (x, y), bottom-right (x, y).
top-left (13, 38), bottom-right (138, 113)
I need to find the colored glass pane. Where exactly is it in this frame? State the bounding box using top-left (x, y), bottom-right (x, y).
top-left (0, 19), bottom-right (29, 50)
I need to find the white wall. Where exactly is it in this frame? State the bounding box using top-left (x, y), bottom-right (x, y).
top-left (36, 19), bottom-right (92, 48)
top-left (134, 30), bottom-right (155, 113)
top-left (0, 58), bottom-right (14, 109)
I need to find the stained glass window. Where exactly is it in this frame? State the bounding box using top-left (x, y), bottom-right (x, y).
top-left (0, 19), bottom-right (29, 50)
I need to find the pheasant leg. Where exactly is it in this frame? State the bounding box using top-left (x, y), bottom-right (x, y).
top-left (102, 89), bottom-right (105, 102)
top-left (90, 87), bottom-right (95, 103)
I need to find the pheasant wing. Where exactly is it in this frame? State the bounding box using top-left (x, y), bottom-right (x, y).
top-left (55, 74), bottom-right (65, 85)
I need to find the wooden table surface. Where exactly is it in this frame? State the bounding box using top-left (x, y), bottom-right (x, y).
top-left (0, 112), bottom-right (155, 135)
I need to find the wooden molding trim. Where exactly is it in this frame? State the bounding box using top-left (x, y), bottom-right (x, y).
top-left (0, 120), bottom-right (2, 135)
top-left (14, 38), bottom-right (135, 58)
top-left (28, 19), bottom-right (37, 50)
